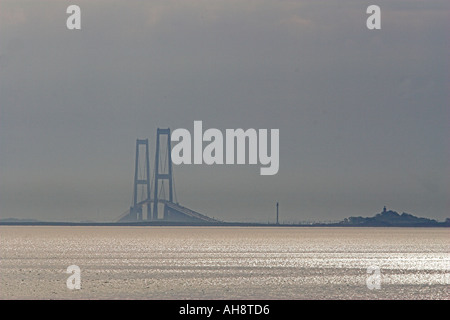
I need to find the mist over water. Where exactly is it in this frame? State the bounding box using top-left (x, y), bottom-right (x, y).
top-left (1, 226), bottom-right (448, 299)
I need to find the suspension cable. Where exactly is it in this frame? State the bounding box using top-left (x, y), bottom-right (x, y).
top-left (150, 147), bottom-right (155, 199)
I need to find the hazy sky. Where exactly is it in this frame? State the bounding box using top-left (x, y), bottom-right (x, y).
top-left (0, 0), bottom-right (448, 222)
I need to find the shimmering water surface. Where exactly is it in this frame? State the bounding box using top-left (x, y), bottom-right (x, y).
top-left (0, 226), bottom-right (448, 299)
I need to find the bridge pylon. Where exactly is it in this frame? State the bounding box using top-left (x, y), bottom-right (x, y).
top-left (130, 139), bottom-right (151, 220)
top-left (153, 128), bottom-right (173, 220)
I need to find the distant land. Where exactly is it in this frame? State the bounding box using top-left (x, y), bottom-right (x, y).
top-left (0, 218), bottom-right (42, 223)
top-left (338, 208), bottom-right (449, 227)
top-left (0, 208), bottom-right (448, 227)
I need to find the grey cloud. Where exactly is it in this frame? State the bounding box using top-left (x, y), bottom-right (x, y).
top-left (0, 1), bottom-right (448, 222)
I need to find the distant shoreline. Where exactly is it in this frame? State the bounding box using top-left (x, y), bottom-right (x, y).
top-left (0, 221), bottom-right (448, 227)
top-left (2, 208), bottom-right (448, 227)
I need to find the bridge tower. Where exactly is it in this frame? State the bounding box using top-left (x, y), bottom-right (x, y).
top-left (152, 128), bottom-right (173, 220)
top-left (130, 139), bottom-right (151, 220)
top-left (117, 130), bottom-right (220, 223)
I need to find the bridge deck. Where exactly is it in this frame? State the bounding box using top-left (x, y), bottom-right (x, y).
top-left (117, 200), bottom-right (220, 223)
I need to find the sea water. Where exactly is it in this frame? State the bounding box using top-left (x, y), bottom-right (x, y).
top-left (0, 226), bottom-right (448, 299)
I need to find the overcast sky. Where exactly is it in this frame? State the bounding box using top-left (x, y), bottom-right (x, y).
top-left (0, 0), bottom-right (448, 222)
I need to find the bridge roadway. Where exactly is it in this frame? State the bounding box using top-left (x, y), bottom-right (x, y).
top-left (117, 199), bottom-right (221, 223)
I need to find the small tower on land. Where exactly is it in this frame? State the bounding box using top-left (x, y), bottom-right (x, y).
top-left (276, 202), bottom-right (279, 225)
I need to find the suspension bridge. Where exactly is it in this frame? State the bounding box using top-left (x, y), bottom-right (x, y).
top-left (117, 128), bottom-right (221, 223)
